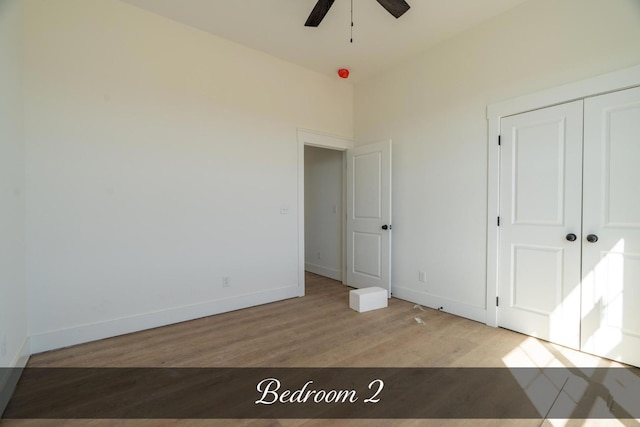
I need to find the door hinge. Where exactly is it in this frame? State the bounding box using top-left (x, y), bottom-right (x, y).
top-left (498, 135), bottom-right (501, 146)
top-left (496, 296), bottom-right (499, 307)
top-left (497, 216), bottom-right (500, 226)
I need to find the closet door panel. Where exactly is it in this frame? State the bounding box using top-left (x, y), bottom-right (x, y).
top-left (498, 100), bottom-right (583, 350)
top-left (582, 86), bottom-right (640, 367)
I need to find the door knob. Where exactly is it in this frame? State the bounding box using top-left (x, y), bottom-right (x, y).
top-left (381, 225), bottom-right (390, 230)
top-left (586, 234), bottom-right (599, 243)
top-left (566, 233), bottom-right (577, 242)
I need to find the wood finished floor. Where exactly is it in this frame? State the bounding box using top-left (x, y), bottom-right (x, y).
top-left (2, 273), bottom-right (633, 427)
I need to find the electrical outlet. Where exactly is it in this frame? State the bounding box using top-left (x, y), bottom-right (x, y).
top-left (222, 276), bottom-right (230, 287)
top-left (1, 334), bottom-right (7, 357)
top-left (317, 252), bottom-right (321, 260)
top-left (418, 271), bottom-right (427, 283)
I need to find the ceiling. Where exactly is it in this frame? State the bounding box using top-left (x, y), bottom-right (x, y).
top-left (119, 0), bottom-right (529, 83)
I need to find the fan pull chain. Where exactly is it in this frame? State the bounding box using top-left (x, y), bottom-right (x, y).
top-left (350, 0), bottom-right (354, 43)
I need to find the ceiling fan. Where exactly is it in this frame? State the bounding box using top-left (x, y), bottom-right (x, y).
top-left (304, 0), bottom-right (411, 27)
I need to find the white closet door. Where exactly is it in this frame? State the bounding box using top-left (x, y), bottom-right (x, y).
top-left (346, 141), bottom-right (392, 296)
top-left (581, 86), bottom-right (640, 367)
top-left (498, 100), bottom-right (584, 350)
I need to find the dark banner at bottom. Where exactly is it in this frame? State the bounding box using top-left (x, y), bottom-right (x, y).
top-left (2, 367), bottom-right (639, 419)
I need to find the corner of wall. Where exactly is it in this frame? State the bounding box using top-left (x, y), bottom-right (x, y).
top-left (0, 337), bottom-right (30, 419)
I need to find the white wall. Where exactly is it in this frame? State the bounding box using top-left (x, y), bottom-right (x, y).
top-left (0, 0), bottom-right (28, 365)
top-left (354, 0), bottom-right (640, 321)
top-left (304, 146), bottom-right (343, 280)
top-left (23, 0), bottom-right (353, 353)
top-left (0, 0), bottom-right (29, 415)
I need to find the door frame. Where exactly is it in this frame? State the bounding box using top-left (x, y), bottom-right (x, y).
top-left (297, 129), bottom-right (354, 296)
top-left (486, 64), bottom-right (640, 327)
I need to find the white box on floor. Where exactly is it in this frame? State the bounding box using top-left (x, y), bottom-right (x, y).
top-left (349, 287), bottom-right (388, 313)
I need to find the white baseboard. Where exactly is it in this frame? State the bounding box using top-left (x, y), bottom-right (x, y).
top-left (0, 337), bottom-right (30, 419)
top-left (305, 263), bottom-right (341, 281)
top-left (30, 285), bottom-right (300, 354)
top-left (392, 285), bottom-right (486, 324)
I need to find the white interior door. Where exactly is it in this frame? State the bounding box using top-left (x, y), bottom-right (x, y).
top-left (581, 86), bottom-right (640, 367)
top-left (346, 141), bottom-right (392, 296)
top-left (498, 101), bottom-right (583, 350)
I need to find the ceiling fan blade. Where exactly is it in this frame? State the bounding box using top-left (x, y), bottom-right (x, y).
top-left (376, 0), bottom-right (410, 19)
top-left (305, 0), bottom-right (336, 27)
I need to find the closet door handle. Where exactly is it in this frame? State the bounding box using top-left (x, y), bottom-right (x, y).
top-left (586, 234), bottom-right (599, 243)
top-left (566, 233), bottom-right (577, 242)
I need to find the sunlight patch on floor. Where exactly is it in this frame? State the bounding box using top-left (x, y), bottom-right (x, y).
top-left (502, 337), bottom-right (561, 368)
